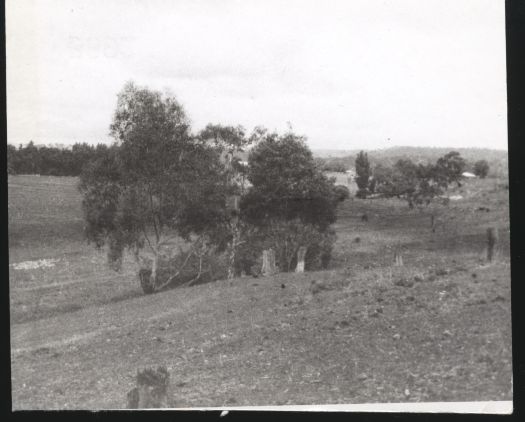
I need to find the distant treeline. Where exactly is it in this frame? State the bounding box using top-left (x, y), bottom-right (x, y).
top-left (7, 142), bottom-right (115, 176)
top-left (318, 146), bottom-right (509, 178)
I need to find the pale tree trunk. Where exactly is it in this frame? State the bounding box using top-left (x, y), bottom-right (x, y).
top-left (295, 246), bottom-right (307, 273)
top-left (261, 248), bottom-right (277, 276)
top-left (151, 253), bottom-right (159, 285)
top-left (394, 250), bottom-right (403, 267)
top-left (227, 216), bottom-right (240, 279)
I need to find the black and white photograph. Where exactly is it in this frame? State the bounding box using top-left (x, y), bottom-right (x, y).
top-left (6, 0), bottom-right (512, 412)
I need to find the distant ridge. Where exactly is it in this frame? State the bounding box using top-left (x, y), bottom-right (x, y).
top-left (312, 145), bottom-right (508, 158)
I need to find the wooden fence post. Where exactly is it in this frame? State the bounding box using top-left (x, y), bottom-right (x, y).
top-left (295, 246), bottom-right (307, 273)
top-left (127, 366), bottom-right (170, 409)
top-left (486, 227), bottom-right (498, 262)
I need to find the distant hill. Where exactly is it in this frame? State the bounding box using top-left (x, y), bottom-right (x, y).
top-left (315, 146), bottom-right (508, 178)
top-left (311, 149), bottom-right (358, 158)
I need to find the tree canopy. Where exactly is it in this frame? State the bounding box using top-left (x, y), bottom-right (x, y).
top-left (79, 82), bottom-right (229, 289)
top-left (473, 160), bottom-right (490, 178)
top-left (241, 130), bottom-right (338, 232)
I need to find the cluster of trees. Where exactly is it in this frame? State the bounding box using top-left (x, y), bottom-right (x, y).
top-left (79, 82), bottom-right (343, 294)
top-left (319, 147), bottom-right (501, 178)
top-left (7, 142), bottom-right (113, 176)
top-left (354, 150), bottom-right (470, 208)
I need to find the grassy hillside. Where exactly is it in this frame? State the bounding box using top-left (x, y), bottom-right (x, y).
top-left (9, 174), bottom-right (512, 409)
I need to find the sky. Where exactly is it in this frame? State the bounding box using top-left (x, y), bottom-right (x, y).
top-left (6, 0), bottom-right (508, 150)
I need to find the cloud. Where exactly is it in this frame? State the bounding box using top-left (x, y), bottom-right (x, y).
top-left (6, 0), bottom-right (507, 150)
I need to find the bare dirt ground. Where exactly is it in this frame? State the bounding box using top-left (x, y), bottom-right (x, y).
top-left (9, 175), bottom-right (512, 409)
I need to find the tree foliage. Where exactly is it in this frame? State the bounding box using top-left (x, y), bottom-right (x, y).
top-left (79, 82), bottom-right (229, 291)
top-left (373, 159), bottom-right (448, 209)
top-left (435, 151), bottom-right (466, 186)
top-left (355, 151), bottom-right (371, 198)
top-left (6, 142), bottom-right (111, 176)
top-left (242, 130), bottom-right (338, 231)
top-left (372, 151), bottom-right (467, 209)
top-left (473, 159), bottom-right (490, 178)
top-left (239, 130), bottom-right (339, 273)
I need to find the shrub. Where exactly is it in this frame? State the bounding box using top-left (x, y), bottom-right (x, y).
top-left (334, 185), bottom-right (350, 202)
top-left (473, 160), bottom-right (490, 178)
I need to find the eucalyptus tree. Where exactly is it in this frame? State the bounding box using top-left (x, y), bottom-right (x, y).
top-left (79, 82), bottom-right (228, 293)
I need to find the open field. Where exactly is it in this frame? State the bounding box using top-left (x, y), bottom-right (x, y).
top-left (9, 174), bottom-right (512, 409)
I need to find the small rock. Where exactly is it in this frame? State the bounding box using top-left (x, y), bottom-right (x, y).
top-left (493, 295), bottom-right (506, 302)
top-left (376, 307), bottom-right (383, 314)
top-left (281, 284), bottom-right (286, 289)
top-left (404, 388), bottom-right (410, 397)
top-left (414, 275), bottom-right (424, 282)
top-left (393, 333), bottom-right (401, 340)
top-left (358, 373), bottom-right (368, 381)
top-left (443, 330), bottom-right (453, 337)
top-left (227, 309), bottom-right (233, 313)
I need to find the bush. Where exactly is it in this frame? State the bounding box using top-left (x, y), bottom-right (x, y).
top-left (138, 250), bottom-right (228, 293)
top-left (233, 222), bottom-right (337, 275)
top-left (334, 185), bottom-right (350, 202)
top-left (304, 229), bottom-right (337, 271)
top-left (473, 160), bottom-right (490, 178)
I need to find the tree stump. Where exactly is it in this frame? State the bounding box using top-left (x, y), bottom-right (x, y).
top-left (261, 248), bottom-right (277, 276)
top-left (295, 246), bottom-right (307, 273)
top-left (127, 366), bottom-right (170, 409)
top-left (486, 227), bottom-right (499, 262)
top-left (139, 268), bottom-right (155, 294)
